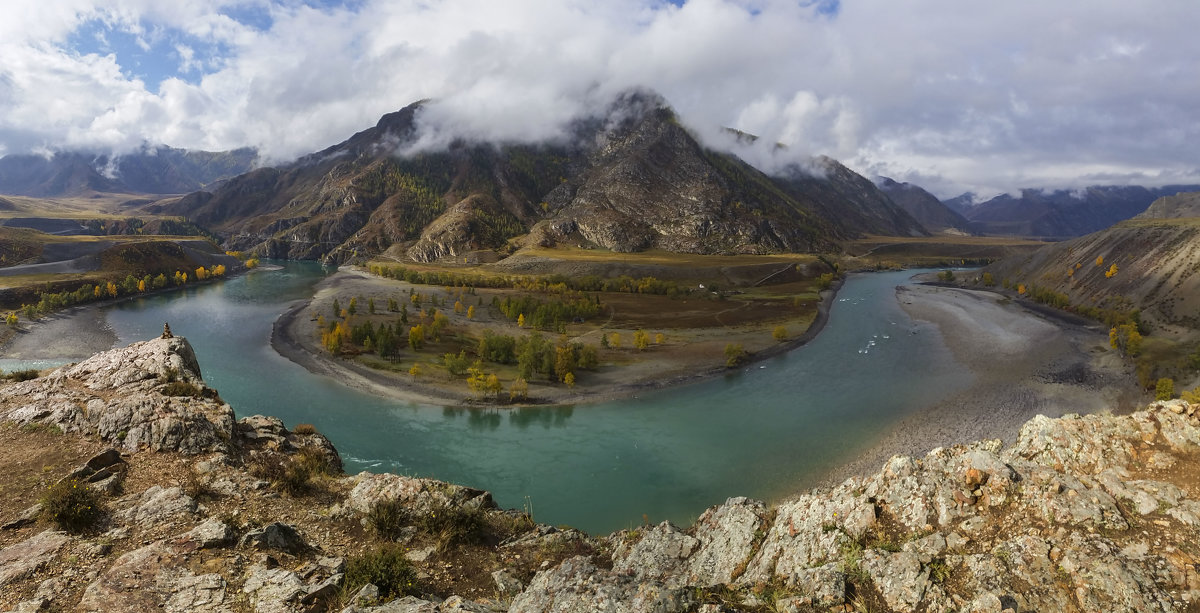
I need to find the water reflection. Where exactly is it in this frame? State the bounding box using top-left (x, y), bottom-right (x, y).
top-left (509, 405), bottom-right (574, 429)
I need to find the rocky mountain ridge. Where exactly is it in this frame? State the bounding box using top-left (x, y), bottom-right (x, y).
top-left (158, 93), bottom-right (925, 264)
top-left (2, 338), bottom-right (1200, 612)
top-left (876, 177), bottom-right (970, 234)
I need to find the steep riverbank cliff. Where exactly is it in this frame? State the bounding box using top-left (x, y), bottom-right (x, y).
top-left (1, 338), bottom-right (1199, 612)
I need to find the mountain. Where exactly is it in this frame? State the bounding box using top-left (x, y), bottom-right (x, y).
top-left (0, 146), bottom-right (258, 197)
top-left (985, 217), bottom-right (1200, 340)
top-left (162, 92), bottom-right (925, 263)
top-left (1136, 190), bottom-right (1200, 220)
top-left (876, 177), bottom-right (970, 233)
top-left (953, 185), bottom-right (1200, 238)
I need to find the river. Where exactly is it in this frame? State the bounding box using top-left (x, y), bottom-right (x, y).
top-left (11, 262), bottom-right (972, 534)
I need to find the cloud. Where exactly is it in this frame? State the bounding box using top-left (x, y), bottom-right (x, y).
top-left (0, 0), bottom-right (1198, 197)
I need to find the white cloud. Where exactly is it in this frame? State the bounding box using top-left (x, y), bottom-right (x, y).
top-left (0, 0), bottom-right (1198, 197)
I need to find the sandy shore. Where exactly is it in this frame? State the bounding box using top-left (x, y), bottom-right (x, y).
top-left (0, 304), bottom-right (116, 363)
top-left (270, 268), bottom-right (841, 407)
top-left (818, 284), bottom-right (1142, 486)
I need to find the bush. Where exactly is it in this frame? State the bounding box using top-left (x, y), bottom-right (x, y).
top-left (292, 423), bottom-right (318, 435)
top-left (772, 326), bottom-right (788, 341)
top-left (6, 369), bottom-right (40, 382)
top-left (420, 503), bottom-right (486, 550)
top-left (41, 478), bottom-right (105, 533)
top-left (253, 446), bottom-right (334, 496)
top-left (161, 381), bottom-right (204, 397)
top-left (724, 343), bottom-right (747, 368)
top-left (1156, 378), bottom-right (1175, 401)
top-left (368, 499), bottom-right (412, 541)
top-left (344, 545), bottom-right (418, 601)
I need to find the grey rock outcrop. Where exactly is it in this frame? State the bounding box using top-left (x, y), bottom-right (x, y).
top-left (0, 337), bottom-right (235, 454)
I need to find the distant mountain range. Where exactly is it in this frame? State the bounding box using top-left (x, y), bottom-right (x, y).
top-left (946, 185), bottom-right (1200, 238)
top-left (875, 177), bottom-right (970, 233)
top-left (0, 146), bottom-right (258, 197)
top-left (153, 92), bottom-right (927, 262)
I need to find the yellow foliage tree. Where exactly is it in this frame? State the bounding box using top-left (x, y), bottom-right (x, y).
top-left (1017, 284), bottom-right (1027, 295)
top-left (517, 313), bottom-right (526, 327)
top-left (510, 377), bottom-right (529, 401)
top-left (1105, 263), bottom-right (1118, 278)
top-left (772, 326), bottom-right (788, 341)
top-left (454, 300), bottom-right (464, 314)
top-left (106, 282), bottom-right (118, 297)
top-left (1095, 255), bottom-right (1104, 267)
top-left (466, 305), bottom-right (475, 319)
top-left (564, 372), bottom-right (576, 388)
top-left (654, 333), bottom-right (665, 345)
top-left (633, 329), bottom-right (649, 351)
top-left (195, 267), bottom-right (208, 281)
top-left (610, 332), bottom-right (621, 348)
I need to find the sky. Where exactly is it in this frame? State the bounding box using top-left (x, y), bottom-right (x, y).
top-left (1, 0), bottom-right (1197, 198)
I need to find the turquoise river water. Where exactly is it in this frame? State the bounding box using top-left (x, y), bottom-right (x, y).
top-left (8, 262), bottom-right (972, 534)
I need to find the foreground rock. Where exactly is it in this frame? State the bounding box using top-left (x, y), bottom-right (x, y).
top-left (1, 338), bottom-right (1199, 611)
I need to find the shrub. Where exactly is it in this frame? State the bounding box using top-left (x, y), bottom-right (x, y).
top-left (41, 478), bottom-right (105, 533)
top-left (6, 369), bottom-right (40, 382)
top-left (937, 269), bottom-right (955, 282)
top-left (724, 343), bottom-right (747, 368)
top-left (1181, 386), bottom-right (1200, 404)
top-left (1156, 378), bottom-right (1175, 401)
top-left (253, 446), bottom-right (334, 496)
top-left (344, 545), bottom-right (418, 601)
top-left (292, 423), bottom-right (318, 435)
top-left (161, 381), bottom-right (204, 397)
top-left (368, 499), bottom-right (412, 541)
top-left (772, 326), bottom-right (788, 341)
top-left (420, 503), bottom-right (486, 550)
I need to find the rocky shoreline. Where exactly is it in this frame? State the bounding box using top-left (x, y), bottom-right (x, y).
top-left (1, 336), bottom-right (1198, 612)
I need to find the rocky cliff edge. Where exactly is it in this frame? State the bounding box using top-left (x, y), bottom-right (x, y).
top-left (0, 338), bottom-right (1198, 612)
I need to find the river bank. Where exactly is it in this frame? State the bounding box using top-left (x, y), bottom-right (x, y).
top-left (269, 267), bottom-right (841, 407)
top-left (818, 283), bottom-right (1143, 487)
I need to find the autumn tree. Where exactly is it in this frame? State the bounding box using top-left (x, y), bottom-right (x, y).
top-left (981, 272), bottom-right (995, 286)
top-left (348, 297), bottom-right (358, 316)
top-left (1109, 324), bottom-right (1143, 357)
top-left (1156, 378), bottom-right (1175, 401)
top-left (1105, 263), bottom-right (1118, 278)
top-left (772, 326), bottom-right (788, 341)
top-left (509, 377), bottom-right (529, 401)
top-left (724, 343), bottom-right (747, 368)
top-left (5, 312), bottom-right (17, 327)
top-left (609, 332), bottom-right (621, 348)
top-left (466, 305), bottom-right (475, 319)
top-left (454, 300), bottom-right (464, 314)
top-left (654, 333), bottom-right (665, 345)
top-left (1096, 255), bottom-right (1104, 267)
top-left (408, 325), bottom-right (425, 350)
top-left (633, 329), bottom-right (649, 351)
